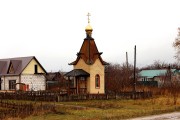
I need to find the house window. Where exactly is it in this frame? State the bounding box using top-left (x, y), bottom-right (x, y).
top-left (9, 80), bottom-right (16, 90)
top-left (95, 74), bottom-right (100, 88)
top-left (8, 63), bottom-right (14, 74)
top-left (34, 65), bottom-right (38, 74)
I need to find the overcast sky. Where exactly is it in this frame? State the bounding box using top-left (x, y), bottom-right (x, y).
top-left (0, 0), bottom-right (180, 72)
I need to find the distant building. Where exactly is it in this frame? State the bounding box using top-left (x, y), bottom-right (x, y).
top-left (0, 56), bottom-right (47, 91)
top-left (138, 69), bottom-right (179, 87)
top-left (65, 14), bottom-right (109, 94)
top-left (46, 72), bottom-right (66, 91)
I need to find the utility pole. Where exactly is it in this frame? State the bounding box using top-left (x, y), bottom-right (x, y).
top-left (126, 52), bottom-right (129, 69)
top-left (133, 45), bottom-right (136, 93)
top-left (126, 52), bottom-right (129, 87)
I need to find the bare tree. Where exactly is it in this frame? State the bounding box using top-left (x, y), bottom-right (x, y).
top-left (140, 60), bottom-right (168, 70)
top-left (173, 28), bottom-right (180, 62)
top-left (105, 63), bottom-right (134, 93)
top-left (160, 66), bottom-right (180, 105)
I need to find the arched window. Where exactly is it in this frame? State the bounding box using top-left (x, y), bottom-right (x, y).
top-left (95, 74), bottom-right (100, 88)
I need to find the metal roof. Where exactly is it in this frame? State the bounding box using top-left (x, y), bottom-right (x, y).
top-left (139, 69), bottom-right (177, 78)
top-left (65, 69), bottom-right (90, 77)
top-left (0, 56), bottom-right (47, 76)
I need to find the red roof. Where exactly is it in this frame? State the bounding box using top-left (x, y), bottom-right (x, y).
top-left (69, 37), bottom-right (109, 65)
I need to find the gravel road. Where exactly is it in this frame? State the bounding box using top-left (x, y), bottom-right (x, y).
top-left (129, 112), bottom-right (180, 120)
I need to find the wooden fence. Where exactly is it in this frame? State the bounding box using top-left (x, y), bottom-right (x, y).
top-left (0, 91), bottom-right (152, 119)
top-left (0, 91), bottom-right (152, 102)
top-left (0, 100), bottom-right (55, 120)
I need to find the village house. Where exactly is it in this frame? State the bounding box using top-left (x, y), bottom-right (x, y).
top-left (65, 13), bottom-right (109, 94)
top-left (138, 69), bottom-right (180, 87)
top-left (0, 56), bottom-right (47, 91)
top-left (46, 72), bottom-right (67, 91)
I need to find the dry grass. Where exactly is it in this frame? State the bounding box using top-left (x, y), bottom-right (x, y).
top-left (4, 95), bottom-right (180, 120)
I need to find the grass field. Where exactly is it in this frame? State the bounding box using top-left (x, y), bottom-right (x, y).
top-left (11, 97), bottom-right (177, 120)
top-left (5, 96), bottom-right (180, 120)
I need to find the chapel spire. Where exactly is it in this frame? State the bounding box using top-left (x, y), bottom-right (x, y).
top-left (69, 13), bottom-right (108, 66)
top-left (85, 13), bottom-right (93, 37)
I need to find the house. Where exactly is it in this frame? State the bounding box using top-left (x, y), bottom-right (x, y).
top-left (138, 69), bottom-right (179, 87)
top-left (65, 14), bottom-right (109, 94)
top-left (0, 56), bottom-right (47, 91)
top-left (46, 72), bottom-right (66, 91)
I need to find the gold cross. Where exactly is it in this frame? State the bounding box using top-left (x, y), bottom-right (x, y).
top-left (87, 13), bottom-right (91, 23)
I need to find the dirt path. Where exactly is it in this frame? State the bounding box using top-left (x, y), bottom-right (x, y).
top-left (56, 103), bottom-right (96, 110)
top-left (129, 112), bottom-right (180, 120)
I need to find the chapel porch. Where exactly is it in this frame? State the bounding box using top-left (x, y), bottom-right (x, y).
top-left (65, 69), bottom-right (90, 94)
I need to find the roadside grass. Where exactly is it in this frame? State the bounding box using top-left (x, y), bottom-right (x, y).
top-left (5, 96), bottom-right (180, 120)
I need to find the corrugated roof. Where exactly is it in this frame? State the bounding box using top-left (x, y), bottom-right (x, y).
top-left (139, 69), bottom-right (176, 78)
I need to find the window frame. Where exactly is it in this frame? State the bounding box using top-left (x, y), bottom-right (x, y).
top-left (34, 65), bottom-right (38, 74)
top-left (9, 80), bottom-right (16, 90)
top-left (95, 74), bottom-right (100, 89)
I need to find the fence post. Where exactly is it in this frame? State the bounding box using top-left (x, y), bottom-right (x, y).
top-left (57, 95), bottom-right (60, 102)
